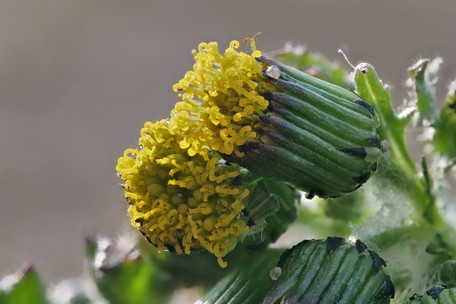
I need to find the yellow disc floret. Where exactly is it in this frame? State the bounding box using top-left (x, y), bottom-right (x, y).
top-left (116, 120), bottom-right (249, 267)
top-left (171, 41), bottom-right (270, 158)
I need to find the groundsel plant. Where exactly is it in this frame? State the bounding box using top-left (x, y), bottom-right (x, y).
top-left (1, 35), bottom-right (456, 304)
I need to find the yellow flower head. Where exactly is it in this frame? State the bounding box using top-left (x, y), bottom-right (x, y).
top-left (171, 41), bottom-right (272, 158)
top-left (116, 120), bottom-right (250, 267)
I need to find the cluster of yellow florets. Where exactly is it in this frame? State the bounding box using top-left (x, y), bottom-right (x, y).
top-left (170, 41), bottom-right (269, 158)
top-left (117, 120), bottom-right (250, 267)
top-left (117, 41), bottom-right (271, 267)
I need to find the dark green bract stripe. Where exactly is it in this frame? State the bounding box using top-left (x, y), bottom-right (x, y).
top-left (261, 57), bottom-right (363, 106)
top-left (264, 115), bottom-right (368, 173)
top-left (264, 91), bottom-right (376, 146)
top-left (272, 76), bottom-right (374, 130)
top-left (231, 143), bottom-right (355, 197)
top-left (269, 107), bottom-right (379, 151)
top-left (263, 130), bottom-right (364, 185)
top-left (279, 70), bottom-right (374, 117)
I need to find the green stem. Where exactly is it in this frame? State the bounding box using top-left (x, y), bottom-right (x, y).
top-left (354, 63), bottom-right (456, 257)
top-left (354, 63), bottom-right (415, 177)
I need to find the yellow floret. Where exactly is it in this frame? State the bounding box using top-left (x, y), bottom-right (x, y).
top-left (116, 120), bottom-right (249, 267)
top-left (170, 40), bottom-right (270, 158)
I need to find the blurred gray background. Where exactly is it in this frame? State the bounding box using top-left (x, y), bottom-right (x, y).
top-left (1, 0), bottom-right (456, 283)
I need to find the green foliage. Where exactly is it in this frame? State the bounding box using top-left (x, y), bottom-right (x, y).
top-left (439, 260), bottom-right (456, 288)
top-left (0, 265), bottom-right (48, 304)
top-left (241, 174), bottom-right (298, 248)
top-left (296, 201), bottom-right (353, 238)
top-left (85, 236), bottom-right (165, 304)
top-left (408, 58), bottom-right (440, 125)
top-left (271, 44), bottom-right (350, 88)
top-left (434, 82), bottom-right (456, 159)
top-left (322, 191), bottom-right (367, 223)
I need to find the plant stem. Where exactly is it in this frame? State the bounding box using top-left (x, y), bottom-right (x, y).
top-left (354, 63), bottom-right (456, 257)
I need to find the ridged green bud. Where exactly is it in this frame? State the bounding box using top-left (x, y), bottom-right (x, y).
top-left (229, 56), bottom-right (382, 198)
top-left (201, 237), bottom-right (394, 304)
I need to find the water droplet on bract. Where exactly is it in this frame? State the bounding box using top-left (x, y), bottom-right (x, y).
top-left (380, 140), bottom-right (389, 153)
top-left (269, 266), bottom-right (282, 280)
top-left (265, 65), bottom-right (281, 80)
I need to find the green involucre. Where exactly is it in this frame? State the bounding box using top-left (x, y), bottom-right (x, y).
top-left (228, 56), bottom-right (381, 198)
